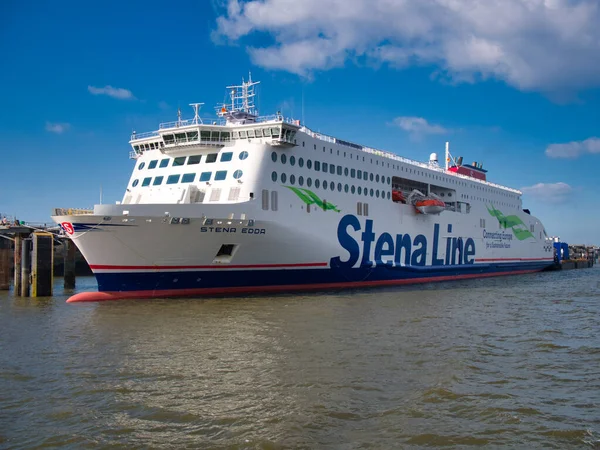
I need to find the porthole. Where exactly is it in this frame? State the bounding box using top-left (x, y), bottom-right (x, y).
top-left (271, 171), bottom-right (277, 182)
top-left (376, 174), bottom-right (380, 182)
top-left (290, 174), bottom-right (296, 184)
top-left (138, 162), bottom-right (145, 170)
top-left (358, 187), bottom-right (362, 195)
top-left (323, 180), bottom-right (327, 190)
top-left (344, 184), bottom-right (349, 193)
top-left (307, 159), bottom-right (312, 169)
top-left (370, 188), bottom-right (374, 197)
top-left (281, 173), bottom-right (287, 183)
top-left (387, 176), bottom-right (391, 184)
top-left (337, 183), bottom-right (342, 192)
top-left (315, 179), bottom-right (320, 188)
top-left (376, 190), bottom-right (380, 198)
top-left (240, 151), bottom-right (249, 160)
top-left (387, 191), bottom-right (391, 200)
top-left (351, 185), bottom-right (355, 194)
top-left (233, 170), bottom-right (243, 179)
top-left (270, 151), bottom-right (277, 162)
top-left (290, 156), bottom-right (296, 166)
top-left (132, 179), bottom-right (139, 187)
top-left (344, 167), bottom-right (349, 176)
top-left (299, 176), bottom-right (304, 186)
top-left (330, 181), bottom-right (335, 191)
top-left (370, 173), bottom-right (374, 182)
top-left (307, 177), bottom-right (312, 187)
top-left (299, 157), bottom-right (304, 168)
top-left (281, 154), bottom-right (287, 164)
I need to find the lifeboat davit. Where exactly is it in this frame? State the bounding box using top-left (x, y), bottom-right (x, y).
top-left (414, 198), bottom-right (446, 215)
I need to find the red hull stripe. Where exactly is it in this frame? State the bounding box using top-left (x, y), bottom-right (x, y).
top-left (67, 269), bottom-right (541, 303)
top-left (89, 262), bottom-right (329, 270)
top-left (476, 257), bottom-right (554, 262)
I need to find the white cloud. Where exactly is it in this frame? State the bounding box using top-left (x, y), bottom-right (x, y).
top-left (88, 85), bottom-right (135, 100)
top-left (213, 0), bottom-right (600, 94)
top-left (521, 182), bottom-right (573, 203)
top-left (45, 122), bottom-right (71, 134)
top-left (545, 137), bottom-right (600, 158)
top-left (392, 116), bottom-right (450, 140)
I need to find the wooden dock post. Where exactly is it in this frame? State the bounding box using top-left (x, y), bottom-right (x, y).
top-left (63, 239), bottom-right (76, 289)
top-left (20, 238), bottom-right (31, 297)
top-left (14, 234), bottom-right (23, 294)
top-left (31, 232), bottom-right (53, 297)
top-left (0, 238), bottom-right (11, 290)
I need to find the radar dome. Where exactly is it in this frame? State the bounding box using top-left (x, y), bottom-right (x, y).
top-left (429, 152), bottom-right (438, 162)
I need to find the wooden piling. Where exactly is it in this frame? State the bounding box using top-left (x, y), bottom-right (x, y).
top-left (0, 238), bottom-right (11, 290)
top-left (14, 234), bottom-right (22, 294)
top-left (31, 232), bottom-right (53, 297)
top-left (63, 239), bottom-right (76, 289)
top-left (20, 238), bottom-right (30, 297)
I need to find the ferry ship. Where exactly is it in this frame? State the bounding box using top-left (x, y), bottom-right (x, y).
top-left (52, 74), bottom-right (555, 302)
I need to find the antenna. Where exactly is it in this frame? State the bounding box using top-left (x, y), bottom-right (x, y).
top-left (302, 85), bottom-right (305, 126)
top-left (445, 142), bottom-right (450, 170)
top-left (177, 106), bottom-right (182, 125)
top-left (100, 184), bottom-right (103, 205)
top-left (189, 103), bottom-right (204, 124)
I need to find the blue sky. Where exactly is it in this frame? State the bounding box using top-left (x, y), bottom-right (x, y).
top-left (1, 0), bottom-right (599, 244)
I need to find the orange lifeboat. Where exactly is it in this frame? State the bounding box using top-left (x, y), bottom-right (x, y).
top-left (392, 190), bottom-right (406, 203)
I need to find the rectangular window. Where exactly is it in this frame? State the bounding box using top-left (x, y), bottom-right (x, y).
top-left (314, 161), bottom-right (321, 171)
top-left (167, 174), bottom-right (180, 184)
top-left (262, 189), bottom-right (269, 210)
top-left (232, 131), bottom-right (239, 139)
top-left (153, 176), bottom-right (164, 186)
top-left (351, 168), bottom-right (356, 178)
top-left (220, 152), bottom-right (233, 162)
top-left (363, 203), bottom-right (369, 216)
top-left (215, 170), bottom-right (227, 181)
top-left (271, 127), bottom-right (280, 137)
top-left (337, 166), bottom-right (342, 176)
top-left (173, 157), bottom-right (186, 166)
top-left (163, 135), bottom-right (174, 145)
top-left (247, 129), bottom-right (255, 138)
top-left (221, 131), bottom-right (231, 141)
top-left (159, 159), bottom-right (169, 168)
top-left (200, 172), bottom-right (212, 182)
top-left (239, 130), bottom-right (247, 138)
top-left (330, 165), bottom-right (335, 175)
top-left (206, 153), bottom-right (218, 163)
top-left (187, 155), bottom-right (201, 165)
top-left (210, 188), bottom-right (221, 202)
top-left (201, 130), bottom-right (211, 141)
top-left (322, 163), bottom-right (328, 172)
top-left (181, 173), bottom-right (195, 183)
top-left (149, 160), bottom-right (158, 169)
top-left (271, 191), bottom-right (278, 211)
top-left (263, 128), bottom-right (271, 137)
top-left (211, 131), bottom-right (220, 142)
top-left (228, 187), bottom-right (241, 201)
top-left (530, 224), bottom-right (534, 232)
top-left (357, 170), bottom-right (362, 179)
top-left (357, 202), bottom-right (363, 216)
top-left (142, 177), bottom-right (152, 187)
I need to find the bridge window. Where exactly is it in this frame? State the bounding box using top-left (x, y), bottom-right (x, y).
top-left (263, 128), bottom-right (272, 137)
top-left (200, 172), bottom-right (212, 182)
top-left (149, 160), bottom-right (158, 169)
top-left (187, 131), bottom-right (198, 141)
top-left (247, 129), bottom-right (255, 138)
top-left (239, 130), bottom-right (247, 139)
top-left (221, 131), bottom-right (230, 142)
top-left (220, 152), bottom-right (233, 162)
top-left (188, 155), bottom-right (201, 165)
top-left (163, 135), bottom-right (174, 145)
top-left (211, 131), bottom-right (221, 141)
top-left (206, 153), bottom-right (218, 163)
top-left (215, 171), bottom-right (227, 181)
top-left (181, 173), bottom-right (195, 183)
top-left (159, 159), bottom-right (169, 168)
top-left (271, 127), bottom-right (280, 137)
top-left (173, 157), bottom-right (186, 166)
top-left (167, 175), bottom-right (180, 185)
top-left (142, 177), bottom-right (152, 187)
top-left (153, 176), bottom-right (164, 186)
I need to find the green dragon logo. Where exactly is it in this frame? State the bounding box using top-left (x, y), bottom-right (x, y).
top-left (486, 204), bottom-right (534, 241)
top-left (285, 186), bottom-right (340, 212)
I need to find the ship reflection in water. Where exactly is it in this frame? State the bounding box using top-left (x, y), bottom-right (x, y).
top-left (1, 269), bottom-right (599, 448)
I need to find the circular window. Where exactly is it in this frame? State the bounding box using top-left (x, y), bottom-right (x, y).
top-left (315, 179), bottom-right (320, 188)
top-left (370, 173), bottom-right (374, 182)
top-left (370, 188), bottom-right (374, 197)
top-left (132, 179), bottom-right (139, 187)
top-left (387, 191), bottom-right (391, 200)
top-left (330, 181), bottom-right (335, 191)
top-left (307, 177), bottom-right (312, 187)
top-left (364, 187), bottom-right (368, 196)
top-left (240, 151), bottom-right (249, 160)
top-left (387, 176), bottom-right (391, 184)
top-left (138, 162), bottom-right (145, 170)
top-left (376, 174), bottom-right (380, 182)
top-left (233, 170), bottom-right (243, 179)
top-left (358, 186), bottom-right (362, 195)
top-left (290, 174), bottom-right (296, 185)
top-left (281, 173), bottom-right (287, 183)
top-left (290, 156), bottom-right (296, 166)
top-left (376, 190), bottom-right (380, 198)
top-left (270, 151), bottom-right (277, 162)
top-left (344, 184), bottom-right (349, 193)
top-left (307, 159), bottom-right (312, 169)
top-left (344, 167), bottom-right (349, 176)
top-left (271, 171), bottom-right (277, 182)
top-left (299, 158), bottom-right (304, 168)
top-left (281, 154), bottom-right (287, 164)
top-left (337, 183), bottom-right (342, 192)
top-left (323, 180), bottom-right (328, 190)
top-left (351, 185), bottom-right (356, 194)
top-left (299, 176), bottom-right (304, 186)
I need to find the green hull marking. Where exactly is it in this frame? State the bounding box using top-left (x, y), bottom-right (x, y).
top-left (487, 204), bottom-right (534, 240)
top-left (285, 186), bottom-right (340, 212)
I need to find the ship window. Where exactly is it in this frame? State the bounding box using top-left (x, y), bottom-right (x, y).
top-left (138, 162), bottom-right (145, 170)
top-left (271, 127), bottom-right (280, 137)
top-left (323, 180), bottom-right (328, 190)
top-left (271, 152), bottom-right (277, 162)
top-left (187, 131), bottom-right (198, 141)
top-left (365, 187), bottom-right (369, 196)
top-left (173, 157), bottom-right (186, 166)
top-left (387, 192), bottom-right (391, 200)
top-left (357, 170), bottom-right (362, 179)
top-left (299, 176), bottom-right (304, 186)
top-left (221, 132), bottom-right (230, 142)
top-left (303, 142), bottom-right (305, 147)
top-left (376, 175), bottom-right (380, 182)
top-left (188, 155), bottom-right (202, 165)
top-left (211, 131), bottom-right (221, 141)
top-left (281, 173), bottom-right (287, 183)
top-left (167, 175), bottom-right (180, 185)
top-left (163, 134), bottom-right (174, 145)
top-left (247, 129), bottom-right (255, 138)
top-left (314, 161), bottom-right (321, 171)
top-left (271, 191), bottom-right (278, 211)
top-left (363, 203), bottom-right (369, 216)
top-left (330, 165), bottom-right (335, 175)
top-left (351, 185), bottom-right (355, 194)
top-left (314, 144), bottom-right (317, 150)
top-left (530, 224), bottom-right (534, 232)
top-left (337, 166), bottom-right (342, 176)
top-left (307, 159), bottom-right (312, 169)
top-left (315, 179), bottom-right (320, 188)
top-left (220, 152), bottom-right (233, 162)
top-left (370, 173), bottom-right (374, 182)
top-left (272, 171), bottom-right (277, 182)
top-left (262, 189), bottom-right (269, 210)
top-left (290, 174), bottom-right (296, 185)
top-left (233, 170), bottom-right (243, 179)
top-left (357, 202), bottom-right (363, 216)
top-left (239, 151), bottom-right (249, 160)
top-left (153, 176), bottom-right (164, 186)
top-left (358, 187), bottom-right (362, 195)
top-left (159, 159), bottom-right (169, 168)
top-left (351, 169), bottom-right (356, 178)
top-left (376, 190), bottom-right (380, 198)
top-left (337, 183), bottom-right (342, 192)
top-left (322, 162), bottom-right (328, 172)
top-left (206, 153), bottom-right (218, 163)
top-left (307, 177), bottom-right (312, 187)
top-left (330, 181), bottom-right (335, 191)
top-left (387, 176), bottom-right (391, 184)
top-left (232, 131), bottom-right (239, 139)
top-left (263, 128), bottom-right (271, 137)
top-left (149, 160), bottom-right (158, 169)
top-left (299, 157), bottom-right (304, 168)
top-left (215, 171), bottom-right (227, 181)
top-left (344, 184), bottom-right (349, 193)
top-left (200, 172), bottom-right (212, 182)
top-left (281, 154), bottom-right (287, 164)
top-left (344, 167), bottom-right (349, 176)
top-left (181, 173), bottom-right (195, 183)
top-left (142, 177), bottom-right (152, 187)
top-left (290, 156), bottom-right (296, 166)
top-left (132, 179), bottom-right (139, 187)
top-left (239, 130), bottom-right (247, 138)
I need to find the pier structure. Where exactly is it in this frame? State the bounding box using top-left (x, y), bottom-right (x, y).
top-left (0, 222), bottom-right (79, 296)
